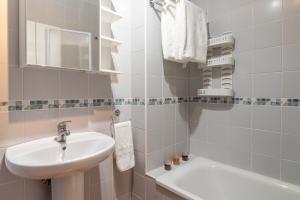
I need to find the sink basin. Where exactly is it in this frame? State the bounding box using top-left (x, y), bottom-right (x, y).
top-left (5, 132), bottom-right (115, 179)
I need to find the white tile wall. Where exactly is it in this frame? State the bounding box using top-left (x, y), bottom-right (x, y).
top-left (0, 0), bottom-right (134, 199)
top-left (190, 0), bottom-right (300, 187)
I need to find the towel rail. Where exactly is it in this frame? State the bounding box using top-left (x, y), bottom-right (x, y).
top-left (150, 0), bottom-right (165, 7)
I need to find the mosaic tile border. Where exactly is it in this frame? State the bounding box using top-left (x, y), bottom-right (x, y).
top-left (2, 97), bottom-right (300, 111)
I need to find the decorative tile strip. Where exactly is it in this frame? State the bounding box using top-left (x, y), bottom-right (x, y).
top-left (3, 97), bottom-right (300, 112)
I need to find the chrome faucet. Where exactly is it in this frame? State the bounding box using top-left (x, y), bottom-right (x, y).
top-left (55, 121), bottom-right (71, 143)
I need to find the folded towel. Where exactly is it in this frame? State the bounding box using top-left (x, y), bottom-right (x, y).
top-left (161, 0), bottom-right (208, 64)
top-left (113, 121), bottom-right (135, 172)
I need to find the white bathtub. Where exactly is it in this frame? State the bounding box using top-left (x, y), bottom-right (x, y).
top-left (156, 157), bottom-right (300, 200)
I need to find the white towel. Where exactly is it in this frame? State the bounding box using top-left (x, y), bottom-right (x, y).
top-left (181, 0), bottom-right (208, 64)
top-left (161, 0), bottom-right (178, 61)
top-left (113, 121), bottom-right (135, 172)
top-left (161, 0), bottom-right (208, 64)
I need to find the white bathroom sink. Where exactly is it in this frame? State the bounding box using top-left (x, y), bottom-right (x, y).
top-left (5, 132), bottom-right (115, 179)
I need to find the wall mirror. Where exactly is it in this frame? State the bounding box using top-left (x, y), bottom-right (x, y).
top-left (20, 0), bottom-right (100, 71)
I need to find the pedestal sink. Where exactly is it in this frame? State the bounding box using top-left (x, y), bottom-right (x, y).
top-left (5, 132), bottom-right (115, 200)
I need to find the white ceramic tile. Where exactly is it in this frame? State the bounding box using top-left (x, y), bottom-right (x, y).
top-left (229, 3), bottom-right (253, 30)
top-left (175, 78), bottom-right (188, 97)
top-left (282, 0), bottom-right (300, 16)
top-left (23, 68), bottom-right (59, 100)
top-left (24, 180), bottom-right (51, 200)
top-left (283, 44), bottom-right (300, 71)
top-left (253, 0), bottom-right (282, 25)
top-left (281, 160), bottom-right (300, 186)
top-left (131, 105), bottom-right (145, 130)
top-left (252, 154), bottom-right (280, 179)
top-left (175, 105), bottom-right (188, 143)
top-left (282, 134), bottom-right (300, 162)
top-left (229, 105), bottom-right (251, 128)
top-left (88, 106), bottom-right (112, 134)
top-left (207, 124), bottom-right (229, 144)
top-left (131, 0), bottom-right (145, 29)
top-left (232, 27), bottom-right (253, 53)
top-left (189, 102), bottom-right (204, 123)
top-left (283, 71), bottom-right (300, 98)
top-left (59, 70), bottom-right (88, 99)
top-left (147, 105), bottom-right (163, 131)
top-left (147, 75), bottom-right (162, 98)
top-left (162, 104), bottom-right (176, 146)
top-left (89, 74), bottom-right (113, 99)
top-left (252, 72), bottom-right (282, 98)
top-left (283, 106), bottom-right (300, 135)
top-left (253, 21), bottom-right (282, 49)
top-left (148, 129), bottom-right (164, 153)
top-left (111, 74), bottom-right (131, 98)
top-left (134, 150), bottom-right (145, 175)
top-left (189, 77), bottom-right (203, 97)
top-left (133, 128), bottom-right (145, 153)
top-left (208, 15), bottom-right (231, 37)
top-left (227, 126), bottom-right (251, 152)
top-left (23, 109), bottom-right (58, 141)
top-left (8, 67), bottom-right (23, 101)
top-left (227, 150), bottom-right (252, 170)
top-left (0, 181), bottom-right (24, 200)
top-left (190, 140), bottom-right (208, 156)
top-left (132, 75), bottom-right (145, 98)
top-left (233, 52), bottom-right (252, 75)
top-left (147, 150), bottom-right (163, 171)
top-left (252, 46), bottom-right (282, 74)
top-left (132, 50), bottom-right (145, 76)
top-left (233, 74), bottom-right (252, 97)
top-left (163, 76), bottom-right (176, 97)
top-left (205, 104), bottom-right (232, 126)
top-left (0, 111), bottom-right (24, 148)
top-left (147, 47), bottom-right (163, 77)
top-left (252, 105), bottom-right (281, 132)
top-left (0, 29), bottom-right (19, 66)
top-left (252, 129), bottom-right (281, 158)
top-left (133, 173), bottom-right (146, 199)
top-left (284, 15), bottom-right (300, 44)
top-left (189, 120), bottom-right (207, 141)
top-left (132, 27), bottom-right (145, 52)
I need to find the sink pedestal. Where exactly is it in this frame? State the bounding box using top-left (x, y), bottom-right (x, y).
top-left (51, 172), bottom-right (84, 200)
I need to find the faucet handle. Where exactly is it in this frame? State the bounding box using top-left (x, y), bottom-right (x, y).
top-left (57, 120), bottom-right (72, 130)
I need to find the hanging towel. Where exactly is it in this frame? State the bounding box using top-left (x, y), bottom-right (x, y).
top-left (113, 121), bottom-right (135, 172)
top-left (180, 0), bottom-right (208, 64)
top-left (161, 0), bottom-right (208, 64)
top-left (161, 0), bottom-right (178, 61)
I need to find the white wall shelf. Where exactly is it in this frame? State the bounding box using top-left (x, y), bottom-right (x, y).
top-left (99, 69), bottom-right (123, 74)
top-left (101, 35), bottom-right (123, 48)
top-left (87, 69), bottom-right (123, 74)
top-left (206, 54), bottom-right (235, 68)
top-left (101, 6), bottom-right (122, 23)
top-left (197, 89), bottom-right (234, 97)
top-left (208, 32), bottom-right (235, 49)
top-left (198, 32), bottom-right (235, 97)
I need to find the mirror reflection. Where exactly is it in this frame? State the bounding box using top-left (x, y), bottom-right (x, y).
top-left (26, 0), bottom-right (99, 70)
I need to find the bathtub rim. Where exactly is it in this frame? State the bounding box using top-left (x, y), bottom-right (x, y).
top-left (152, 156), bottom-right (300, 200)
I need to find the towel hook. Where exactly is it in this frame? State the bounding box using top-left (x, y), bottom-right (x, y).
top-left (114, 109), bottom-right (120, 117)
top-left (110, 109), bottom-right (120, 138)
